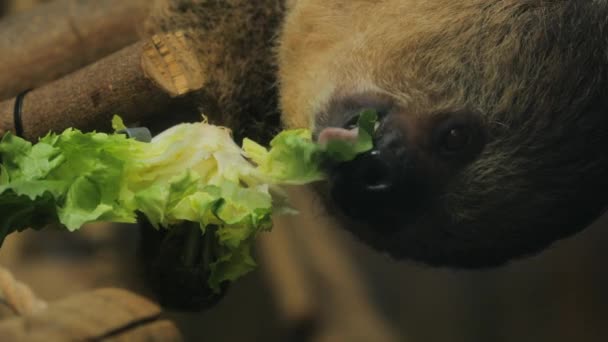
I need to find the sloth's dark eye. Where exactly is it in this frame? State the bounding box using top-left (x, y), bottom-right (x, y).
top-left (442, 126), bottom-right (471, 153)
top-left (433, 113), bottom-right (485, 160)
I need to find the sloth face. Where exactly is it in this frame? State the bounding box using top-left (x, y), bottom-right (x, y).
top-left (278, 0), bottom-right (608, 267)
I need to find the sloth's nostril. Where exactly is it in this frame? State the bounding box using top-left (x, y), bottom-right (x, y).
top-left (344, 115), bottom-right (359, 130)
top-left (342, 107), bottom-right (389, 131)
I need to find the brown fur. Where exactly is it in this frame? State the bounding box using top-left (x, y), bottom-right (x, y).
top-left (144, 0), bottom-right (286, 144)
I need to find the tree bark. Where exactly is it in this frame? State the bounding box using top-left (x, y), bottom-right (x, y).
top-left (0, 288), bottom-right (183, 341)
top-left (0, 31), bottom-right (205, 140)
top-left (0, 0), bottom-right (151, 100)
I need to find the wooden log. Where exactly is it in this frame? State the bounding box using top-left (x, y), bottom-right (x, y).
top-left (0, 31), bottom-right (205, 140)
top-left (0, 0), bottom-right (150, 100)
top-left (0, 288), bottom-right (183, 341)
top-left (103, 320), bottom-right (183, 342)
top-left (0, 266), bottom-right (47, 320)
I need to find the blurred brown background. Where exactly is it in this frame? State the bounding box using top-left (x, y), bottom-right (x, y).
top-left (0, 0), bottom-right (50, 15)
top-left (1, 191), bottom-right (607, 342)
top-left (2, 1), bottom-right (608, 341)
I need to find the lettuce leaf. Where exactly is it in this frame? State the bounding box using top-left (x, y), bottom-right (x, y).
top-left (242, 109), bottom-right (377, 184)
top-left (0, 111), bottom-right (376, 292)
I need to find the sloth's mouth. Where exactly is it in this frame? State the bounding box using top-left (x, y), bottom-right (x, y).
top-left (309, 90), bottom-right (431, 232)
top-left (312, 124), bottom-right (406, 230)
top-left (309, 180), bottom-right (414, 243)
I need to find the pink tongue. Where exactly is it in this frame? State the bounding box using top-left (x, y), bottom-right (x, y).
top-left (318, 127), bottom-right (358, 146)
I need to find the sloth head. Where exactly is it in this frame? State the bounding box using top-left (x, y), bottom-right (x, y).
top-left (278, 0), bottom-right (608, 267)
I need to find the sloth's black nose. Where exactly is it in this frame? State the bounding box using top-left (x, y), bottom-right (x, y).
top-left (329, 146), bottom-right (414, 226)
top-left (330, 148), bottom-right (393, 211)
top-left (336, 149), bottom-right (393, 197)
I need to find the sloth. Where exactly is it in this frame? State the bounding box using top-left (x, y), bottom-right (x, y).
top-left (147, 0), bottom-right (608, 270)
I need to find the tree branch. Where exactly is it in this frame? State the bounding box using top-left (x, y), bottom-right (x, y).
top-left (0, 0), bottom-right (150, 100)
top-left (0, 31), bottom-right (205, 140)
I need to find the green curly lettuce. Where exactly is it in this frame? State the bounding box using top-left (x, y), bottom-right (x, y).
top-left (0, 110), bottom-right (376, 291)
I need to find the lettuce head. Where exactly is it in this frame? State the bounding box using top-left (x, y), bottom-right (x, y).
top-left (0, 110), bottom-right (376, 291)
